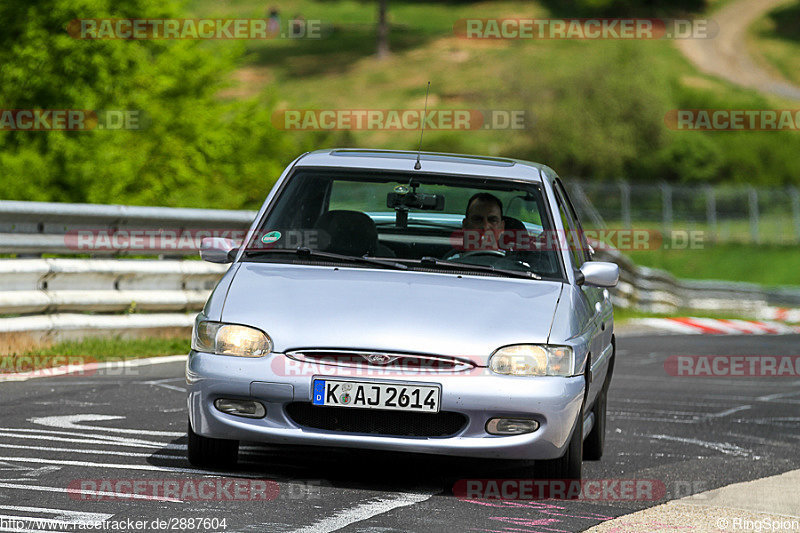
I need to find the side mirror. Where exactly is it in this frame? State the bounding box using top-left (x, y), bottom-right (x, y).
top-left (577, 261), bottom-right (619, 288)
top-left (200, 237), bottom-right (239, 264)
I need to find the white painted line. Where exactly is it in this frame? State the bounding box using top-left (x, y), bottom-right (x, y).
top-left (114, 354), bottom-right (187, 367)
top-left (142, 377), bottom-right (187, 392)
top-left (0, 455), bottom-right (261, 479)
top-left (757, 390), bottom-right (800, 402)
top-left (287, 492), bottom-right (434, 533)
top-left (0, 442), bottom-right (272, 459)
top-left (704, 405), bottom-right (752, 418)
top-left (0, 505), bottom-right (112, 523)
top-left (29, 415), bottom-right (184, 437)
top-left (0, 515), bottom-right (98, 529)
top-left (0, 481), bottom-right (181, 503)
top-left (0, 354), bottom-right (187, 382)
top-left (644, 434), bottom-right (756, 458)
top-left (0, 442), bottom-right (185, 459)
top-left (0, 429), bottom-right (177, 449)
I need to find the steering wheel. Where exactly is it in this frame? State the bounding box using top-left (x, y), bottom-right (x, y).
top-left (456, 250), bottom-right (506, 259)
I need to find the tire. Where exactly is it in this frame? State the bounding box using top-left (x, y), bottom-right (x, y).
top-left (535, 408), bottom-right (583, 480)
top-left (187, 419), bottom-right (239, 468)
top-left (583, 384), bottom-right (606, 461)
top-left (584, 340), bottom-right (614, 461)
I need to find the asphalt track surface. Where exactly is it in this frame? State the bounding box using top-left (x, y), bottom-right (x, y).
top-left (1, 334), bottom-right (799, 532)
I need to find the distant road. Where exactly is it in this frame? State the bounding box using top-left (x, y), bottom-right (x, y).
top-left (677, 0), bottom-right (800, 101)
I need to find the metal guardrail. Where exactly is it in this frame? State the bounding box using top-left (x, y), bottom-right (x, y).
top-left (0, 259), bottom-right (227, 314)
top-left (0, 200), bottom-right (257, 256)
top-left (0, 200), bottom-right (798, 353)
top-left (0, 258), bottom-right (228, 353)
top-left (594, 247), bottom-right (800, 314)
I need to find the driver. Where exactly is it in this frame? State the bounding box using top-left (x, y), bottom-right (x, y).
top-left (461, 192), bottom-right (506, 251)
top-left (445, 193), bottom-right (506, 259)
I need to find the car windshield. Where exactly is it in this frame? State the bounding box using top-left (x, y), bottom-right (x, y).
top-left (242, 168), bottom-right (563, 280)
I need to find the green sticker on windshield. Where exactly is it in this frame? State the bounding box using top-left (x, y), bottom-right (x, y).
top-left (261, 231), bottom-right (282, 244)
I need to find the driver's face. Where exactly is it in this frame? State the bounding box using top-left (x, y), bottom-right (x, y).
top-left (463, 200), bottom-right (505, 249)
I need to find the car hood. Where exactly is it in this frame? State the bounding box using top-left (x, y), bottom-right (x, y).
top-left (222, 263), bottom-right (563, 363)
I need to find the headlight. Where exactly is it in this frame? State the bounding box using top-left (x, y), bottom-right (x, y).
top-left (191, 320), bottom-right (272, 357)
top-left (489, 345), bottom-right (575, 376)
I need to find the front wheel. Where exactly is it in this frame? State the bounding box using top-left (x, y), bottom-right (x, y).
top-left (187, 419), bottom-right (239, 468)
top-left (535, 410), bottom-right (583, 480)
top-left (583, 385), bottom-right (607, 461)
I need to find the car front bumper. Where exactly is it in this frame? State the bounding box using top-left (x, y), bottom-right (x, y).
top-left (186, 351), bottom-right (585, 460)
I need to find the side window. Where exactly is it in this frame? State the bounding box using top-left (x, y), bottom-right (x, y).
top-left (554, 180), bottom-right (591, 263)
top-left (554, 188), bottom-right (585, 269)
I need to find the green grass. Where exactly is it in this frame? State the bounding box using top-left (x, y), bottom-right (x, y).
top-left (624, 243), bottom-right (800, 286)
top-left (14, 335), bottom-right (189, 360)
top-left (184, 0), bottom-right (800, 186)
top-left (613, 306), bottom-right (767, 323)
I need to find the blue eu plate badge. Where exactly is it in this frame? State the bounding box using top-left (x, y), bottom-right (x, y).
top-left (312, 380), bottom-right (325, 405)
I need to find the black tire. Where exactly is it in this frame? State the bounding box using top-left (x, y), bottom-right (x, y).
top-left (584, 339), bottom-right (614, 461)
top-left (187, 419), bottom-right (239, 468)
top-left (535, 409), bottom-right (583, 480)
top-left (583, 385), bottom-right (607, 461)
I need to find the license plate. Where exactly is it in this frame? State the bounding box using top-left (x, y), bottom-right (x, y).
top-left (312, 379), bottom-right (440, 413)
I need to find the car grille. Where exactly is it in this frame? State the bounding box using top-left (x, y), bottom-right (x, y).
top-left (284, 402), bottom-right (468, 438)
top-left (284, 349), bottom-right (475, 373)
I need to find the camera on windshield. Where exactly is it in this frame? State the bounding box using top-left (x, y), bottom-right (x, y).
top-left (386, 191), bottom-right (444, 211)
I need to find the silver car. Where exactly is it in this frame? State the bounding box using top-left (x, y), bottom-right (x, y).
top-left (187, 149), bottom-right (618, 479)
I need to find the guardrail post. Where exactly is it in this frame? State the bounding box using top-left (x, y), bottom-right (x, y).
top-left (620, 180), bottom-right (631, 229)
top-left (748, 187), bottom-right (760, 244)
top-left (790, 187), bottom-right (800, 243)
top-left (705, 186), bottom-right (717, 244)
top-left (661, 183), bottom-right (672, 237)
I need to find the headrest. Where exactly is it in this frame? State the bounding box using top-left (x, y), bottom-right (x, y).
top-left (314, 210), bottom-right (378, 256)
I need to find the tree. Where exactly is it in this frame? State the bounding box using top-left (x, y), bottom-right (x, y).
top-left (0, 0), bottom-right (324, 208)
top-left (377, 0), bottom-right (389, 58)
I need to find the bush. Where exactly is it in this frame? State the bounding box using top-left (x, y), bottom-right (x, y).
top-left (0, 0), bottom-right (327, 208)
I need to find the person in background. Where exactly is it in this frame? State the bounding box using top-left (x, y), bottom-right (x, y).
top-left (289, 13), bottom-right (305, 38)
top-left (267, 7), bottom-right (280, 36)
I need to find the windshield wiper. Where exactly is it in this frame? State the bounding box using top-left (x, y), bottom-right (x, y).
top-left (243, 247), bottom-right (408, 271)
top-left (398, 257), bottom-right (541, 280)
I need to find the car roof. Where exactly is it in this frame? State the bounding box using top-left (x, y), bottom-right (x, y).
top-left (293, 149), bottom-right (556, 184)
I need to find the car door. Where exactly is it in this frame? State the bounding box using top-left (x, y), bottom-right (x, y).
top-left (552, 180), bottom-right (607, 404)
